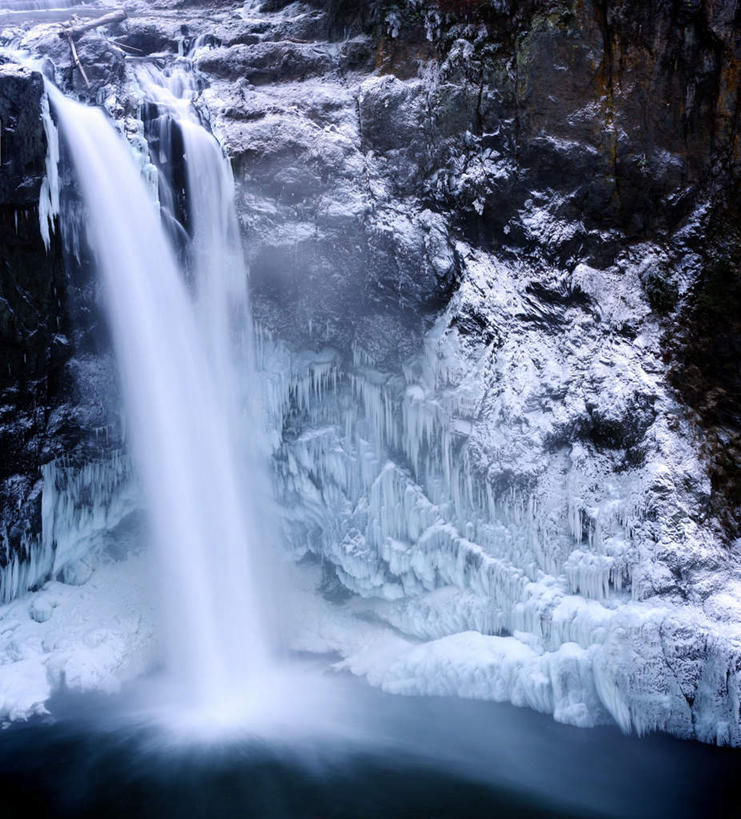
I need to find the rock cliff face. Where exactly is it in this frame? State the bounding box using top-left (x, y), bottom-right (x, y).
top-left (0, 0), bottom-right (739, 741)
top-left (0, 62), bottom-right (68, 592)
top-left (0, 56), bottom-right (119, 602)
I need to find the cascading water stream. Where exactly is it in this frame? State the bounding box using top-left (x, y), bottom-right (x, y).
top-left (47, 81), bottom-right (271, 718)
top-left (133, 62), bottom-right (258, 452)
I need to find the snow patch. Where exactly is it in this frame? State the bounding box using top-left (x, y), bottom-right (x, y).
top-left (0, 551), bottom-right (156, 724)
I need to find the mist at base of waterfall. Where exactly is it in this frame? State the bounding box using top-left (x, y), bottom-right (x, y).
top-left (108, 660), bottom-right (369, 745)
top-left (1, 669), bottom-right (738, 819)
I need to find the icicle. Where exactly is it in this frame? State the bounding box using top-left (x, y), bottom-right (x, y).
top-left (38, 91), bottom-right (60, 251)
top-left (41, 451), bottom-right (136, 574)
top-left (0, 525), bottom-right (54, 605)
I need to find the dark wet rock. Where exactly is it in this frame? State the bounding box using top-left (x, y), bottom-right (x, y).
top-left (0, 62), bottom-right (64, 558)
top-left (338, 37), bottom-right (375, 73)
top-left (667, 201), bottom-right (741, 533)
top-left (345, 0), bottom-right (740, 262)
top-left (115, 20), bottom-right (182, 55)
top-left (0, 63), bottom-right (46, 206)
top-left (358, 75), bottom-right (426, 155)
top-left (0, 61), bottom-right (117, 570)
top-left (582, 393), bottom-right (658, 452)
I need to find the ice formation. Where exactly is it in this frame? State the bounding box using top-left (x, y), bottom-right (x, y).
top-left (0, 528), bottom-right (51, 605)
top-left (0, 550), bottom-right (155, 723)
top-left (254, 247), bottom-right (741, 744)
top-left (41, 450), bottom-right (135, 573)
top-left (0, 452), bottom-right (134, 604)
top-left (38, 88), bottom-right (59, 251)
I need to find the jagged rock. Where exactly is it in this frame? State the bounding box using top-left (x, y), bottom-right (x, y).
top-left (358, 75), bottom-right (426, 155)
top-left (365, 206), bottom-right (458, 307)
top-left (197, 41), bottom-right (334, 83)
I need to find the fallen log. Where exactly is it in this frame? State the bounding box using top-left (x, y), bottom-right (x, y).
top-left (59, 7), bottom-right (126, 39)
top-left (109, 37), bottom-right (143, 54)
top-left (56, 7), bottom-right (126, 85)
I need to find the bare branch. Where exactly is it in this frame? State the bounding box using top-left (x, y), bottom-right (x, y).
top-left (66, 32), bottom-right (90, 88)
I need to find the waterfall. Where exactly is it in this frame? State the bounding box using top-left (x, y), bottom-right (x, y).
top-left (47, 82), bottom-right (271, 717)
top-left (133, 63), bottom-right (257, 450)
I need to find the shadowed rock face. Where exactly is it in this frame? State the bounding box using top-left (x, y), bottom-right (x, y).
top-left (0, 63), bottom-right (46, 206)
top-left (668, 201), bottom-right (741, 533)
top-left (0, 61), bottom-right (116, 568)
top-left (0, 0), bottom-right (739, 740)
top-left (370, 0), bottom-right (738, 249)
top-left (0, 62), bottom-right (63, 560)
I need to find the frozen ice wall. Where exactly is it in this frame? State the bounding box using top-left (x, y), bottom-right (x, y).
top-left (255, 253), bottom-right (741, 745)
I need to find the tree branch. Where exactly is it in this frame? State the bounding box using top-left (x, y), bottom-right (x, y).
top-left (66, 32), bottom-right (90, 88)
